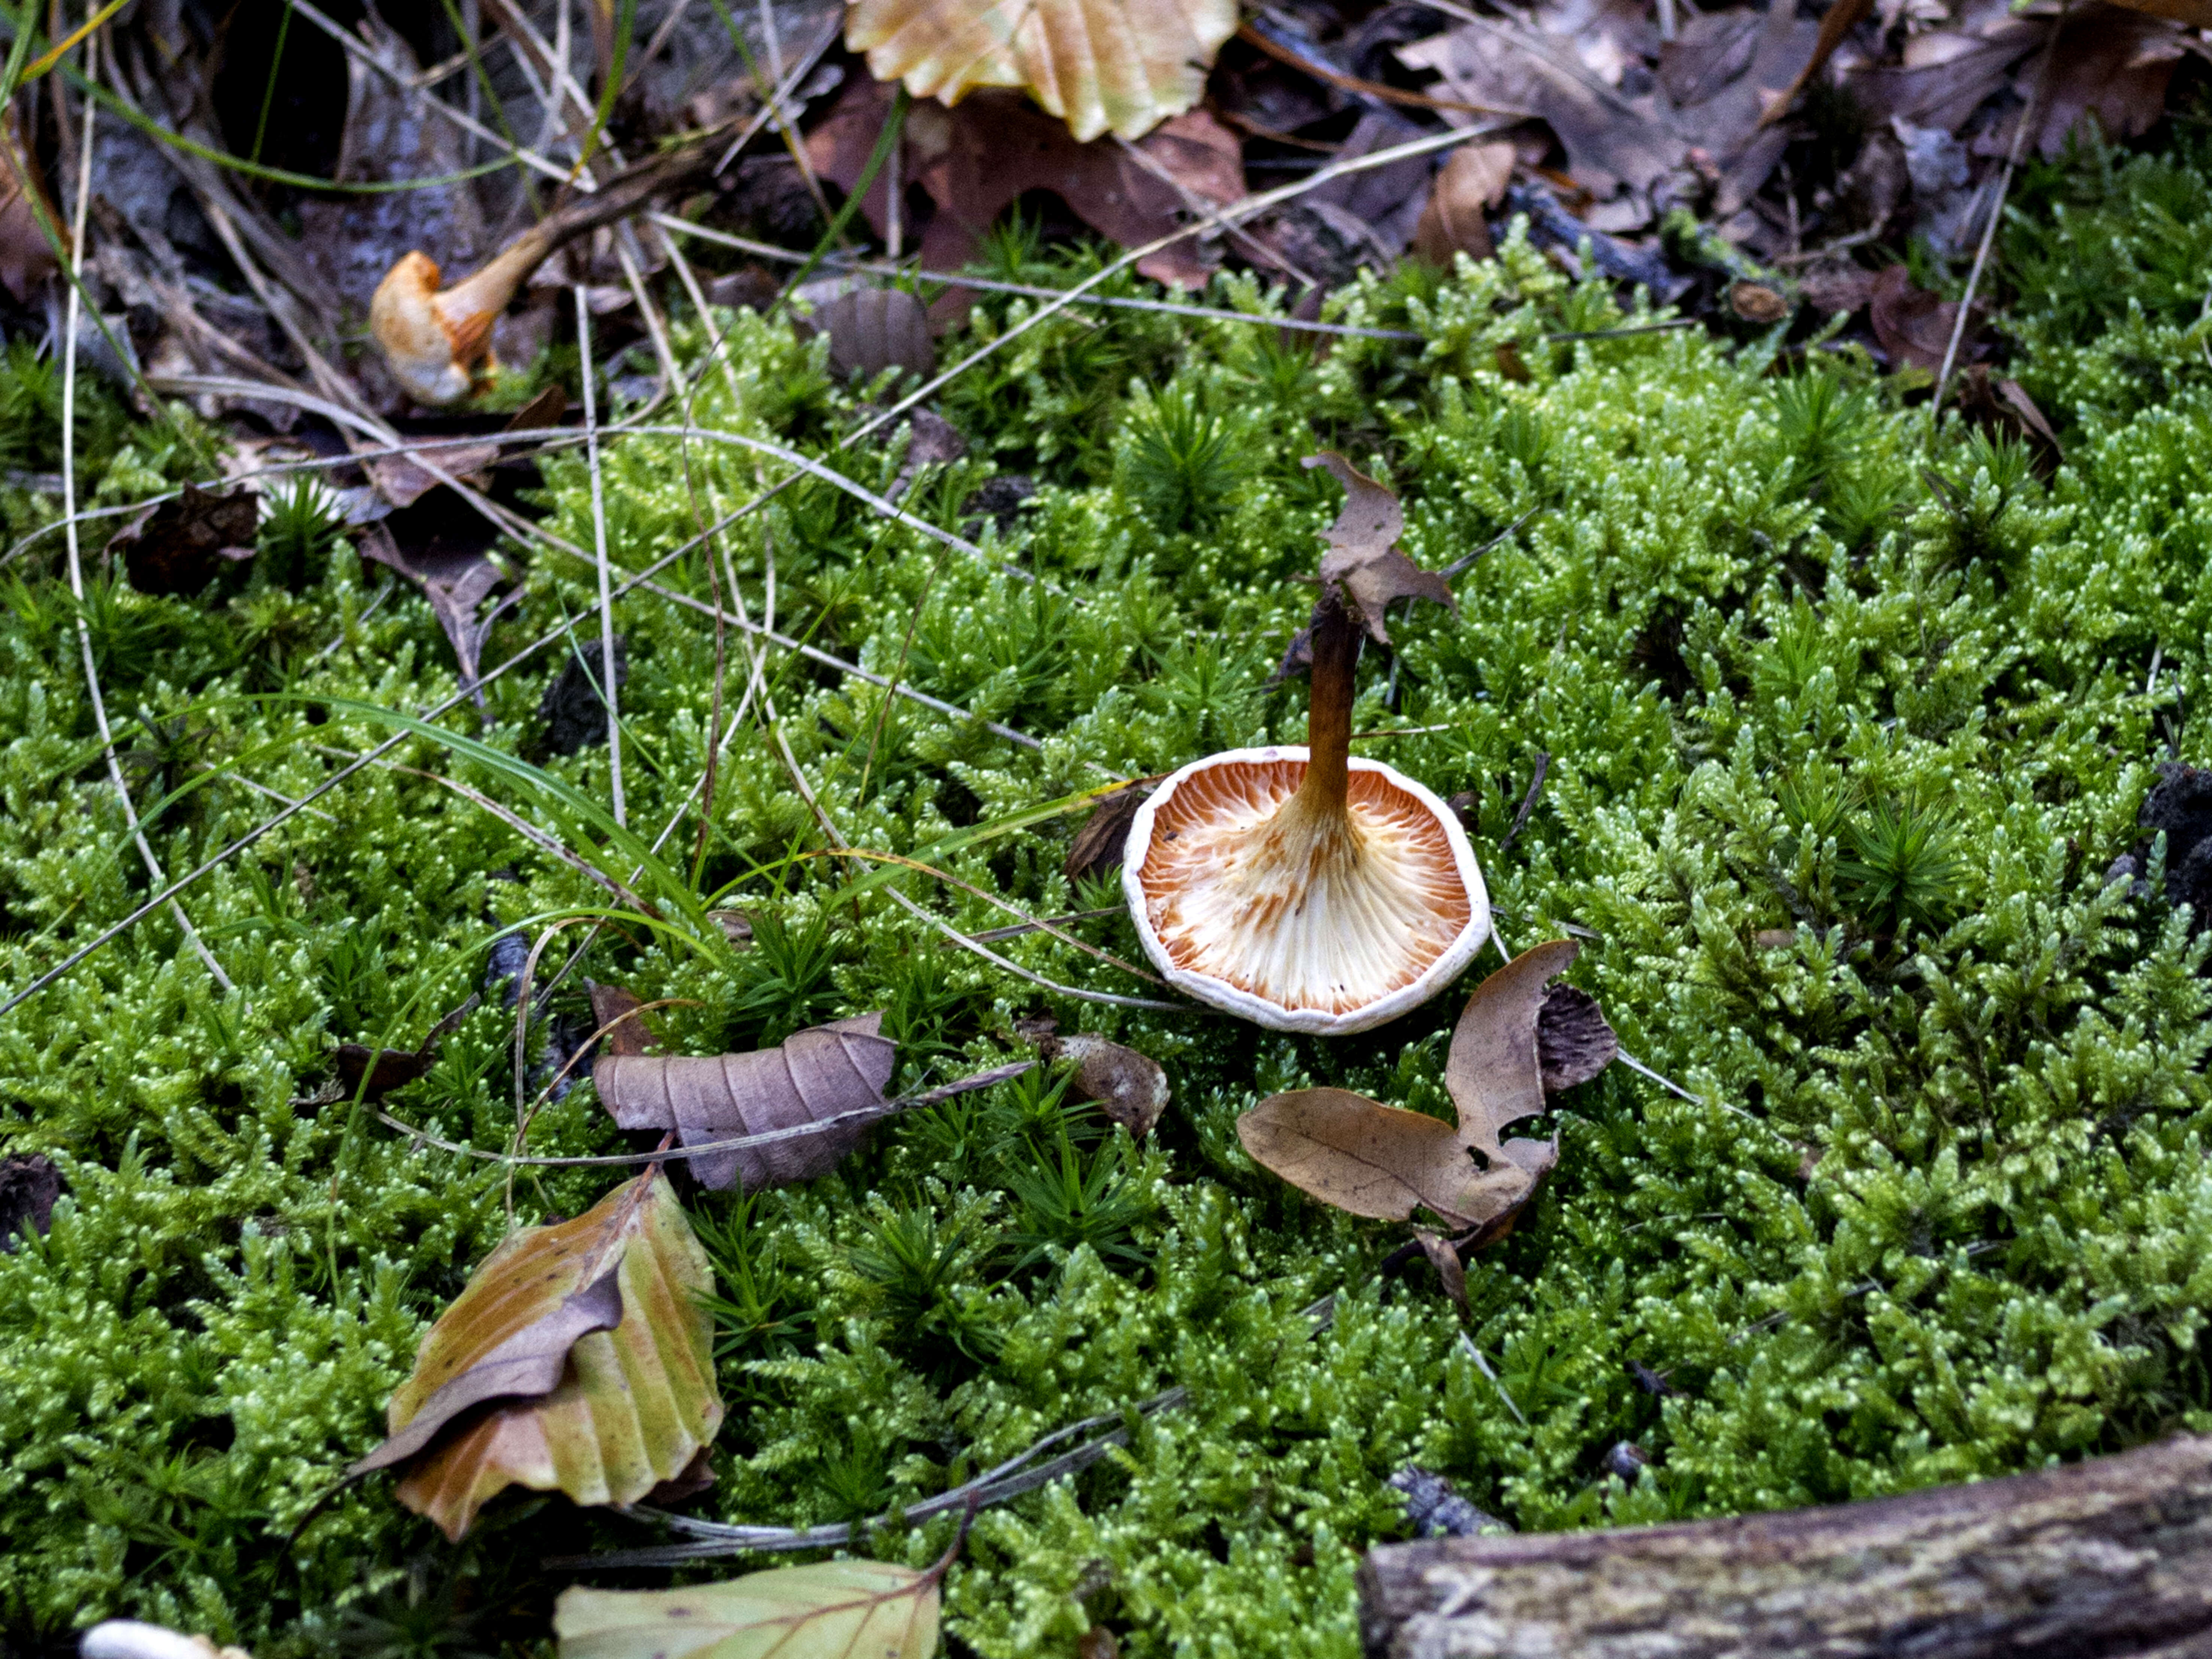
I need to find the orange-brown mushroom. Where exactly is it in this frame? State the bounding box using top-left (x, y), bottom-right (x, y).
top-left (371, 232), bottom-right (555, 407)
top-left (369, 143), bottom-right (714, 407)
top-left (1125, 582), bottom-right (1488, 1033)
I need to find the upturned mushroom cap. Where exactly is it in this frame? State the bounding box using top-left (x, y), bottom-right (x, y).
top-left (1124, 748), bottom-right (1489, 1034)
top-left (1122, 455), bottom-right (1485, 1033)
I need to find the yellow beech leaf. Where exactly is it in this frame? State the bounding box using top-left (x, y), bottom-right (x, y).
top-left (843, 0), bottom-right (1239, 143)
top-left (354, 1169), bottom-right (722, 1540)
top-left (556, 1557), bottom-right (942, 1659)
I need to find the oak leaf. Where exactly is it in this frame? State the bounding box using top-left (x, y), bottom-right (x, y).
top-left (844, 0), bottom-right (1239, 142)
top-left (353, 1168), bottom-right (721, 1541)
top-left (594, 1015), bottom-right (897, 1192)
top-left (555, 1557), bottom-right (941, 1659)
top-left (1237, 941), bottom-right (1610, 1232)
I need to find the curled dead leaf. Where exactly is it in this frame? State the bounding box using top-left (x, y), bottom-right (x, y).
top-left (1867, 263), bottom-right (1985, 376)
top-left (354, 1168), bottom-right (721, 1541)
top-left (1535, 982), bottom-right (1618, 1094)
top-left (1303, 453), bottom-right (1456, 645)
top-left (1040, 1032), bottom-right (1168, 1138)
top-left (1444, 939), bottom-right (1582, 1156)
top-left (809, 82), bottom-right (1244, 293)
top-left (844, 0), bottom-right (1239, 142)
top-left (109, 484), bottom-right (259, 597)
top-left (364, 441), bottom-right (500, 511)
top-left (357, 523), bottom-right (514, 697)
top-left (594, 1015), bottom-right (896, 1191)
top-left (555, 1556), bottom-right (942, 1659)
top-left (333, 993), bottom-right (481, 1102)
top-left (1411, 1226), bottom-right (1468, 1308)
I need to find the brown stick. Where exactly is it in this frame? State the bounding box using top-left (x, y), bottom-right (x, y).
top-left (1357, 1434), bottom-right (2212, 1659)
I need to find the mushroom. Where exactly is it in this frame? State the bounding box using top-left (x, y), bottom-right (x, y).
top-left (1122, 455), bottom-right (1488, 1033)
top-left (369, 143), bottom-right (714, 407)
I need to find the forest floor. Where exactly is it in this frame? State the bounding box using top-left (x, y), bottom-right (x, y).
top-left (4, 6), bottom-right (2212, 1656)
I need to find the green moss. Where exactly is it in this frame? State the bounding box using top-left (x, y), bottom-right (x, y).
top-left (4, 135), bottom-right (2212, 1654)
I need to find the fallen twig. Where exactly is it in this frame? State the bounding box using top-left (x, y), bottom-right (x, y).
top-left (1497, 751), bottom-right (1549, 852)
top-left (55, 33), bottom-right (233, 997)
top-left (574, 288), bottom-right (627, 827)
top-left (377, 1060), bottom-right (1034, 1170)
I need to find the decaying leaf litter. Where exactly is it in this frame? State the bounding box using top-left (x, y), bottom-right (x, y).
top-left (3, 0), bottom-right (2212, 1650)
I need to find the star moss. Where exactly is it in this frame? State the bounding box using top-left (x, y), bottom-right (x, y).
top-left (5, 125), bottom-right (2212, 1654)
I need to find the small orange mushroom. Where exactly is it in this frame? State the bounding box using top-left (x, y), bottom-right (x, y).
top-left (371, 232), bottom-right (555, 407)
top-left (369, 144), bottom-right (713, 407)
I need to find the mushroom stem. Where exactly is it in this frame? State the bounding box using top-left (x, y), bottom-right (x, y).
top-left (1296, 584), bottom-right (1359, 820)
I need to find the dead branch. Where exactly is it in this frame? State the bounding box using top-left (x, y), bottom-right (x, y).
top-left (1358, 1434), bottom-right (2212, 1659)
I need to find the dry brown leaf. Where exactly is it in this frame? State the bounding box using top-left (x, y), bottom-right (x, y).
top-left (1303, 452), bottom-right (1456, 646)
top-left (594, 1015), bottom-right (896, 1191)
top-left (363, 442), bottom-right (502, 511)
top-left (1842, 15), bottom-right (2042, 135)
top-left (1411, 1227), bottom-right (1469, 1308)
top-left (1412, 143), bottom-right (1515, 269)
top-left (0, 100), bottom-right (57, 305)
top-left (2031, 9), bottom-right (2194, 158)
top-left (808, 81), bottom-right (1243, 291)
top-left (354, 1168), bottom-right (721, 1541)
top-left (1303, 109), bottom-right (1436, 259)
top-left (1445, 939), bottom-right (1581, 1155)
top-left (1066, 785), bottom-right (1152, 885)
top-left (1997, 378), bottom-right (2062, 455)
top-left (1866, 263), bottom-right (1985, 375)
top-left (589, 984), bottom-right (655, 1059)
top-left (1041, 1032), bottom-right (1169, 1138)
top-left (808, 287), bottom-right (936, 383)
top-left (1237, 1087), bottom-right (1533, 1227)
top-left (844, 0), bottom-right (1239, 142)
top-left (358, 523), bottom-right (513, 695)
top-left (1238, 941), bottom-right (1606, 1231)
top-left (109, 485), bottom-right (260, 597)
top-left (1400, 1), bottom-right (1816, 209)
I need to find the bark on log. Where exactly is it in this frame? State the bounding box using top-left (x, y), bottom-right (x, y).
top-left (1358, 1434), bottom-right (2212, 1659)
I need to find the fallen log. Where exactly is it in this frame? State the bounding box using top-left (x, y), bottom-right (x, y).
top-left (1358, 1434), bottom-right (2212, 1659)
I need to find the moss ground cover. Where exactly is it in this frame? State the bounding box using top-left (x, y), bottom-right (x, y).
top-left (5, 127), bottom-right (2212, 1655)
